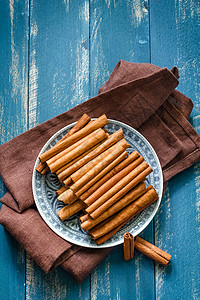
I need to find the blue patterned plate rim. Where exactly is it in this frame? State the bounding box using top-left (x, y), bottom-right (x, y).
top-left (32, 119), bottom-right (163, 248)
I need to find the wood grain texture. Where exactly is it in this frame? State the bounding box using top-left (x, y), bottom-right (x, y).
top-left (28, 0), bottom-right (90, 127)
top-left (89, 1), bottom-right (155, 299)
top-left (89, 0), bottom-right (150, 98)
top-left (26, 0), bottom-right (91, 298)
top-left (0, 0), bottom-right (28, 299)
top-left (1, 0), bottom-right (200, 299)
top-left (150, 0), bottom-right (200, 299)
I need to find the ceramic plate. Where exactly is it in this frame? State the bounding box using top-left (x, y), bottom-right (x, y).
top-left (32, 119), bottom-right (163, 248)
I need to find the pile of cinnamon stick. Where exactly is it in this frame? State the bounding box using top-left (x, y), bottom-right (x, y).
top-left (36, 113), bottom-right (158, 245)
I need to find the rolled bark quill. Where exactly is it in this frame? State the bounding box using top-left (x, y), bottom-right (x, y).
top-left (39, 114), bottom-right (108, 163)
top-left (75, 151), bottom-right (128, 197)
top-left (80, 150), bottom-right (141, 201)
top-left (123, 233), bottom-right (134, 261)
top-left (62, 139), bottom-right (128, 190)
top-left (56, 143), bottom-right (101, 179)
top-left (134, 237), bottom-right (171, 266)
top-left (36, 113), bottom-right (91, 173)
top-left (85, 161), bottom-right (151, 217)
top-left (63, 177), bottom-right (73, 187)
top-left (71, 136), bottom-right (128, 183)
top-left (36, 161), bottom-right (46, 173)
top-left (47, 132), bottom-right (105, 167)
top-left (57, 129), bottom-right (124, 181)
top-left (90, 186), bottom-right (158, 241)
top-left (57, 200), bottom-right (86, 221)
top-left (57, 113), bottom-right (91, 144)
top-left (81, 182), bottom-right (147, 231)
top-left (70, 143), bottom-right (130, 193)
top-left (83, 154), bottom-right (144, 207)
top-left (56, 186), bottom-right (67, 196)
top-left (89, 165), bottom-right (152, 219)
top-left (80, 214), bottom-right (90, 223)
top-left (48, 128), bottom-right (108, 173)
top-left (58, 188), bottom-right (78, 204)
top-left (59, 144), bottom-right (129, 204)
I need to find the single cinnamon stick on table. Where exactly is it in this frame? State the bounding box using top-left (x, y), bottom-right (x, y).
top-left (57, 200), bottom-right (86, 221)
top-left (123, 232), bottom-right (134, 260)
top-left (48, 128), bottom-right (108, 173)
top-left (83, 154), bottom-right (143, 207)
top-left (89, 165), bottom-right (152, 219)
top-left (39, 114), bottom-right (108, 163)
top-left (90, 186), bottom-right (158, 241)
top-left (80, 150), bottom-right (141, 201)
top-left (81, 182), bottom-right (147, 231)
top-left (134, 236), bottom-right (171, 266)
top-left (86, 161), bottom-right (150, 217)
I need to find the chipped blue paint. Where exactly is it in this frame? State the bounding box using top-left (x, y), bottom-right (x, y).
top-left (151, 0), bottom-right (200, 299)
top-left (0, 0), bottom-right (28, 299)
top-left (0, 0), bottom-right (199, 299)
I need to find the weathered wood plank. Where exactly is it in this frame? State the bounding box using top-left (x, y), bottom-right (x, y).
top-left (89, 1), bottom-right (155, 299)
top-left (0, 0), bottom-right (29, 299)
top-left (27, 0), bottom-right (91, 298)
top-left (150, 0), bottom-right (200, 299)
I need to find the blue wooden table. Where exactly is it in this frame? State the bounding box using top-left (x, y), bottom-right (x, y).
top-left (0, 1), bottom-right (200, 299)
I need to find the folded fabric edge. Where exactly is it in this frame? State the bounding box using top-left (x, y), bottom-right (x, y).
top-left (61, 246), bottom-right (113, 284)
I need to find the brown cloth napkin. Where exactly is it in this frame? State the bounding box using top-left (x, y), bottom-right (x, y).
top-left (0, 60), bottom-right (200, 283)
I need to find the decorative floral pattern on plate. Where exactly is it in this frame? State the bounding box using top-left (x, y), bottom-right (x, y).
top-left (32, 119), bottom-right (163, 248)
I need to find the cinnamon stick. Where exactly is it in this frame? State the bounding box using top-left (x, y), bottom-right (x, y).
top-left (80, 214), bottom-right (90, 223)
top-left (57, 200), bottom-right (86, 221)
top-left (85, 161), bottom-right (150, 216)
top-left (89, 166), bottom-right (152, 219)
top-left (57, 129), bottom-right (124, 181)
top-left (61, 145), bottom-right (129, 204)
top-left (81, 182), bottom-right (147, 231)
top-left (57, 113), bottom-right (91, 144)
top-left (89, 186), bottom-right (158, 241)
top-left (75, 151), bottom-right (128, 197)
top-left (56, 186), bottom-right (67, 196)
top-left (48, 128), bottom-right (108, 173)
top-left (39, 114), bottom-right (108, 163)
top-left (37, 114), bottom-right (91, 171)
top-left (123, 232), bottom-right (134, 260)
top-left (134, 237), bottom-right (171, 266)
top-left (80, 151), bottom-right (140, 201)
top-left (40, 164), bottom-right (49, 175)
top-left (56, 143), bottom-right (100, 179)
top-left (71, 136), bottom-right (128, 183)
top-left (63, 177), bottom-right (73, 187)
top-left (36, 161), bottom-right (46, 173)
top-left (83, 154), bottom-right (144, 207)
top-left (70, 143), bottom-right (130, 193)
top-left (58, 188), bottom-right (78, 205)
top-left (47, 131), bottom-right (107, 168)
